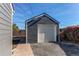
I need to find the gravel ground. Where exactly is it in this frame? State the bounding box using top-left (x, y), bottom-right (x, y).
top-left (58, 42), bottom-right (79, 56)
top-left (30, 43), bottom-right (66, 56)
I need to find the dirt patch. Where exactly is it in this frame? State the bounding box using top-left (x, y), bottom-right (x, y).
top-left (13, 44), bottom-right (33, 56)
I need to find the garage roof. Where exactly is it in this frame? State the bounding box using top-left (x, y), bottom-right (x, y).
top-left (26, 13), bottom-right (59, 26)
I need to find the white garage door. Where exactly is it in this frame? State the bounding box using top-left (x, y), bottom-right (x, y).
top-left (38, 24), bottom-right (57, 43)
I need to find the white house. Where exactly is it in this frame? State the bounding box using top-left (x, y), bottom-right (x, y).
top-left (0, 3), bottom-right (13, 56)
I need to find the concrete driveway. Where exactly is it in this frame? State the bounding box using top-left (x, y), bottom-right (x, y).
top-left (12, 42), bottom-right (79, 56)
top-left (30, 43), bottom-right (66, 56)
top-left (12, 43), bottom-right (66, 56)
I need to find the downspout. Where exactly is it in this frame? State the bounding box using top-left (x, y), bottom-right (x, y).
top-left (58, 24), bottom-right (60, 42)
top-left (11, 3), bottom-right (13, 55)
top-left (25, 21), bottom-right (28, 44)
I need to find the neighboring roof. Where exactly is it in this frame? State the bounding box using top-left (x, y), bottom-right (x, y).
top-left (26, 13), bottom-right (59, 26)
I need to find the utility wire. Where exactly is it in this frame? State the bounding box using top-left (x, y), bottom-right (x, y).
top-left (28, 4), bottom-right (34, 17)
top-left (13, 4), bottom-right (34, 22)
top-left (13, 4), bottom-right (34, 29)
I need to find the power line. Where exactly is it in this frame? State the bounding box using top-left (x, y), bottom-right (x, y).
top-left (13, 4), bottom-right (34, 29)
top-left (28, 4), bottom-right (34, 17)
top-left (13, 4), bottom-right (34, 21)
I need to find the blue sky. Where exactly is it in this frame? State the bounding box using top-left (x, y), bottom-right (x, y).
top-left (13, 3), bottom-right (79, 29)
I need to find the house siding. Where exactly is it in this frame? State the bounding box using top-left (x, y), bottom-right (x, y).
top-left (0, 3), bottom-right (13, 55)
top-left (27, 24), bottom-right (37, 43)
top-left (27, 16), bottom-right (59, 43)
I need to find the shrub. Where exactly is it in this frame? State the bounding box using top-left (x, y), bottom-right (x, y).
top-left (60, 25), bottom-right (79, 42)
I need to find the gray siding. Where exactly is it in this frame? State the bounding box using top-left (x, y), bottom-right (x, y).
top-left (0, 3), bottom-right (13, 55)
top-left (27, 24), bottom-right (37, 43)
top-left (27, 16), bottom-right (59, 43)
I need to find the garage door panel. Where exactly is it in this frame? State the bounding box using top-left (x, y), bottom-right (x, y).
top-left (38, 24), bottom-right (57, 43)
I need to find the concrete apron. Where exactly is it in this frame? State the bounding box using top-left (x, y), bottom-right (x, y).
top-left (31, 43), bottom-right (66, 56)
top-left (12, 44), bottom-right (34, 56)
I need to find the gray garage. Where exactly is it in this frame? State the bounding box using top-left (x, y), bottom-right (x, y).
top-left (26, 13), bottom-right (59, 43)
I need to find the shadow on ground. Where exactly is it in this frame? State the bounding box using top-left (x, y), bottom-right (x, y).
top-left (13, 37), bottom-right (26, 44)
top-left (12, 37), bottom-right (26, 49)
top-left (58, 42), bottom-right (79, 56)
